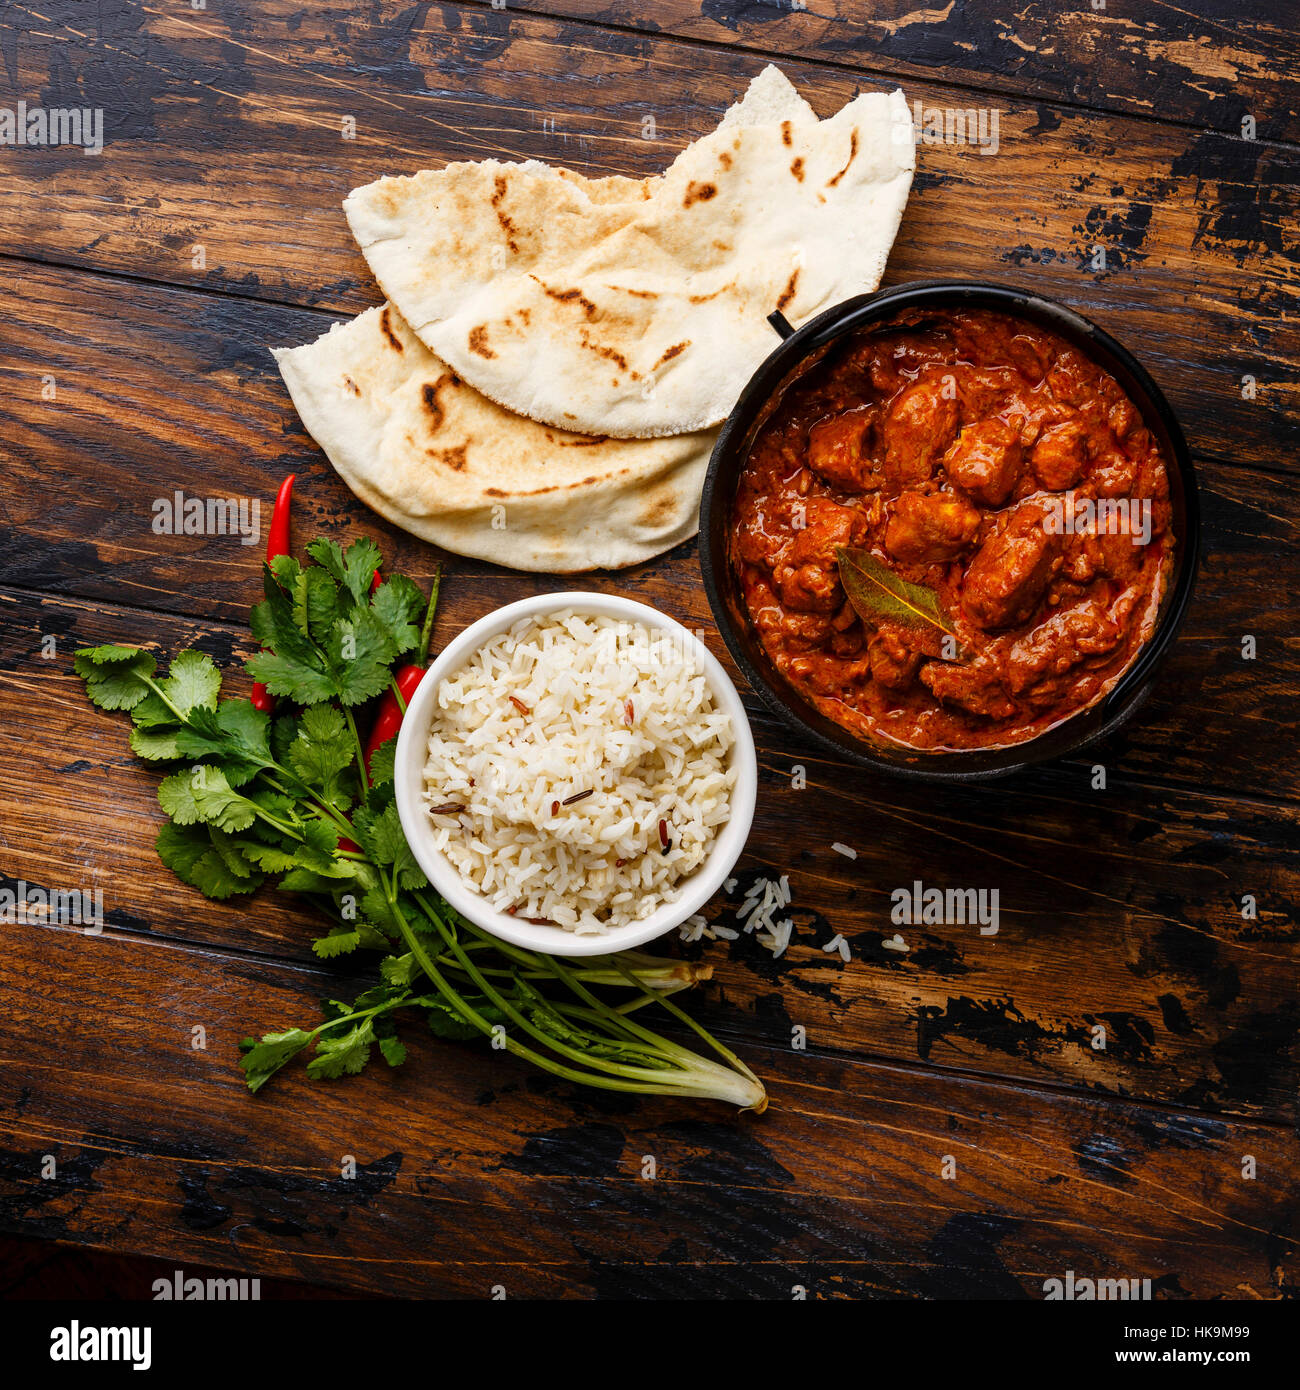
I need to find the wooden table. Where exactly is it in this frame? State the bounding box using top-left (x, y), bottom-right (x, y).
top-left (1, 0), bottom-right (1296, 1300)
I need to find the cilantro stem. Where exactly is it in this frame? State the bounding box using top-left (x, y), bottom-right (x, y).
top-left (139, 674), bottom-right (189, 725)
top-left (407, 889), bottom-right (762, 1102)
top-left (386, 875), bottom-right (678, 1094)
top-left (343, 705), bottom-right (369, 794)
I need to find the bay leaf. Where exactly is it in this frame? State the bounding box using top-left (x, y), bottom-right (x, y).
top-left (836, 546), bottom-right (963, 660)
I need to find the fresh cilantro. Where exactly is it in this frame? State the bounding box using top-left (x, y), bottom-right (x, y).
top-left (287, 705), bottom-right (355, 809)
top-left (160, 649), bottom-right (222, 716)
top-left (158, 765), bottom-right (260, 833)
top-left (305, 1016), bottom-right (376, 1079)
top-left (369, 573), bottom-right (424, 656)
top-left (306, 536), bottom-right (383, 608)
top-left (351, 802), bottom-right (427, 889)
top-left (74, 645), bottom-right (157, 711)
top-left (239, 1029), bottom-right (313, 1094)
top-left (156, 822), bottom-right (264, 899)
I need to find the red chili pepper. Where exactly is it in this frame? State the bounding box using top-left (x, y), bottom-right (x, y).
top-left (251, 475), bottom-right (295, 713)
top-left (364, 664), bottom-right (427, 768)
top-left (362, 565), bottom-right (441, 772)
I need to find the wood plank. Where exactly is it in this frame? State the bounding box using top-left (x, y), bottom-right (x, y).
top-left (0, 3), bottom-right (1295, 468)
top-left (1, 923), bottom-right (1294, 1298)
top-left (495, 0), bottom-right (1300, 140)
top-left (4, 588), bottom-right (1297, 1121)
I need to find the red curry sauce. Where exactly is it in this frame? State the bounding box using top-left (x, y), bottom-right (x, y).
top-left (730, 308), bottom-right (1176, 751)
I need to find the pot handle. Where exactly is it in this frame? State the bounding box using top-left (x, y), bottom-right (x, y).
top-left (766, 310), bottom-right (796, 340)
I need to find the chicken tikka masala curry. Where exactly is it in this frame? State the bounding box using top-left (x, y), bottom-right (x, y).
top-left (730, 308), bottom-right (1176, 751)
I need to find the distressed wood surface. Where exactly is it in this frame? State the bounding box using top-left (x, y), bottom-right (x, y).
top-left (1, 924), bottom-right (1295, 1299)
top-left (0, 2), bottom-right (1296, 467)
top-left (496, 0), bottom-right (1300, 140)
top-left (0, 0), bottom-right (1296, 1298)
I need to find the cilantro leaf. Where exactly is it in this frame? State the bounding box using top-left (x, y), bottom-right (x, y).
top-left (351, 803), bottom-right (427, 889)
top-left (380, 952), bottom-right (418, 988)
top-left (128, 690), bottom-right (176, 730)
top-left (129, 725), bottom-right (181, 761)
top-left (249, 566), bottom-right (393, 707)
top-left (234, 840), bottom-right (301, 873)
top-left (75, 645), bottom-right (157, 711)
top-left (293, 819), bottom-right (352, 877)
top-left (244, 650), bottom-right (337, 705)
top-left (288, 705), bottom-right (355, 809)
top-left (247, 563), bottom-right (338, 703)
top-left (306, 1017), bottom-right (375, 1079)
top-left (269, 553), bottom-right (301, 591)
top-left (158, 765), bottom-right (259, 833)
top-left (207, 826), bottom-right (256, 881)
top-left (424, 996), bottom-right (491, 1041)
top-left (366, 736), bottom-right (397, 789)
top-left (174, 699), bottom-right (272, 785)
top-left (240, 1028), bottom-right (313, 1094)
top-left (359, 885), bottom-right (400, 936)
top-left (369, 574), bottom-right (424, 657)
top-left (312, 928), bottom-right (361, 958)
top-left (322, 609), bottom-right (395, 705)
top-left (277, 867), bottom-right (347, 894)
top-left (307, 536), bottom-right (383, 608)
top-left (155, 821), bottom-right (211, 880)
top-left (160, 650), bottom-right (221, 716)
top-left (156, 822), bottom-right (265, 899)
top-left (270, 712), bottom-right (297, 764)
top-left (293, 564), bottom-right (340, 643)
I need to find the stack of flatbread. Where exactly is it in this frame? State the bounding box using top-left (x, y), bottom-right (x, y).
top-left (274, 66), bottom-right (914, 572)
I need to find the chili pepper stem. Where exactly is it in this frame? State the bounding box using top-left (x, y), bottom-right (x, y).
top-left (417, 564), bottom-right (442, 668)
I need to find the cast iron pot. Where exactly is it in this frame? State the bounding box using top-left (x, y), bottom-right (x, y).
top-left (698, 279), bottom-right (1201, 782)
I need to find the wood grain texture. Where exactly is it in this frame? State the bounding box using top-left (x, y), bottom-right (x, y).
top-left (494, 0), bottom-right (1300, 140)
top-left (0, 2), bottom-right (1296, 467)
top-left (3, 588), bottom-right (1297, 1122)
top-left (1, 924), bottom-right (1294, 1299)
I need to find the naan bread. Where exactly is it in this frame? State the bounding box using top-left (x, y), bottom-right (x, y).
top-left (273, 305), bottom-right (716, 573)
top-left (344, 68), bottom-right (914, 439)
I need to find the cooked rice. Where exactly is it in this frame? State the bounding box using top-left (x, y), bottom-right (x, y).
top-left (422, 610), bottom-right (736, 934)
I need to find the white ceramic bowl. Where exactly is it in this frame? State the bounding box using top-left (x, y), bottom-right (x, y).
top-left (393, 592), bottom-right (758, 958)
